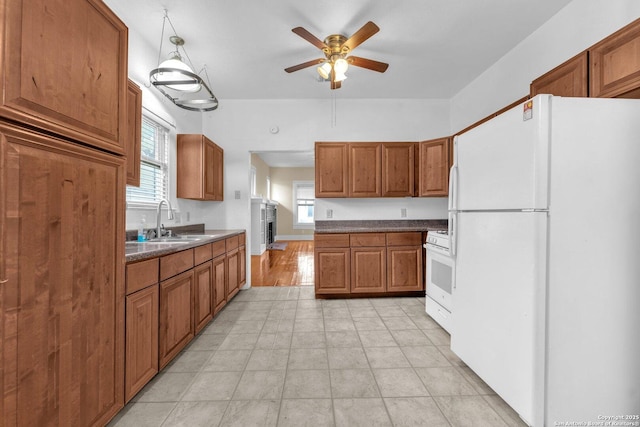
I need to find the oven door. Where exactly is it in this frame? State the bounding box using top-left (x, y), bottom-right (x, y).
top-left (426, 245), bottom-right (454, 311)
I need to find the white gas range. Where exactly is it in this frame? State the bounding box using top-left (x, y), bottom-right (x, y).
top-left (424, 230), bottom-right (454, 333)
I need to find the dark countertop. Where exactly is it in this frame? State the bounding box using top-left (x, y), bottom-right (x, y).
top-left (125, 229), bottom-right (245, 263)
top-left (314, 219), bottom-right (448, 234)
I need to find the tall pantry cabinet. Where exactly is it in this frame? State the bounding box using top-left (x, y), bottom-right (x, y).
top-left (0, 1), bottom-right (129, 426)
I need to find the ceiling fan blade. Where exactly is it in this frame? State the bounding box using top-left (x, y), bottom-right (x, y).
top-left (284, 58), bottom-right (325, 73)
top-left (347, 56), bottom-right (389, 73)
top-left (342, 21), bottom-right (380, 52)
top-left (291, 27), bottom-right (328, 50)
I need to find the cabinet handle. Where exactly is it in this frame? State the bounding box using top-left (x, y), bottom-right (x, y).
top-left (0, 279), bottom-right (7, 284)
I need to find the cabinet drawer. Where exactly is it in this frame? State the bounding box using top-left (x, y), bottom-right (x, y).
top-left (226, 235), bottom-right (239, 251)
top-left (315, 233), bottom-right (350, 248)
top-left (194, 243), bottom-right (213, 265)
top-left (350, 233), bottom-right (386, 247)
top-left (386, 232), bottom-right (422, 246)
top-left (212, 240), bottom-right (226, 258)
top-left (160, 249), bottom-right (194, 281)
top-left (126, 258), bottom-right (159, 295)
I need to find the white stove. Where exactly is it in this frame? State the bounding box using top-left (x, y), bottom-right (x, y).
top-left (424, 230), bottom-right (454, 333)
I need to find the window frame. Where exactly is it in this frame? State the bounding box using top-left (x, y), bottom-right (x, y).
top-left (126, 115), bottom-right (170, 207)
top-left (292, 180), bottom-right (315, 229)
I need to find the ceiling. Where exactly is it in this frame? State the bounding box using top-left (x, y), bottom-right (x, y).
top-left (104, 0), bottom-right (572, 101)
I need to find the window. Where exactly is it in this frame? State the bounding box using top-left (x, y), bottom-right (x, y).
top-left (126, 116), bottom-right (169, 204)
top-left (293, 181), bottom-right (315, 228)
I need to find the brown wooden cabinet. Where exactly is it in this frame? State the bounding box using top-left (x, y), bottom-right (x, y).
top-left (0, 0), bottom-right (128, 154)
top-left (350, 233), bottom-right (386, 293)
top-left (590, 18), bottom-right (640, 98)
top-left (315, 142), bottom-right (349, 197)
top-left (177, 134), bottom-right (224, 201)
top-left (159, 269), bottom-right (195, 369)
top-left (212, 254), bottom-right (227, 315)
top-left (314, 234), bottom-right (351, 295)
top-left (418, 138), bottom-right (450, 197)
top-left (531, 52), bottom-right (588, 97)
top-left (194, 261), bottom-right (214, 335)
top-left (1, 122), bottom-right (125, 426)
top-left (382, 142), bottom-right (415, 197)
top-left (349, 143), bottom-right (382, 197)
top-left (386, 232), bottom-right (424, 292)
top-left (239, 234), bottom-right (247, 287)
top-left (125, 284), bottom-right (159, 403)
top-left (226, 234), bottom-right (240, 300)
top-left (126, 80), bottom-right (143, 186)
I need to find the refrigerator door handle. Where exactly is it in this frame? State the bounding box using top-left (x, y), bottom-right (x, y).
top-left (448, 165), bottom-right (458, 212)
top-left (449, 211), bottom-right (457, 258)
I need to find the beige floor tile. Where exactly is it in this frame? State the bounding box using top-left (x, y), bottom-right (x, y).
top-left (108, 402), bottom-right (176, 427)
top-left (390, 329), bottom-right (433, 346)
top-left (333, 398), bottom-right (392, 427)
top-left (278, 399), bottom-right (334, 427)
top-left (326, 330), bottom-right (362, 348)
top-left (456, 366), bottom-right (497, 395)
top-left (324, 318), bottom-right (357, 332)
top-left (434, 395), bottom-right (508, 427)
top-left (181, 371), bottom-right (242, 401)
top-left (375, 306), bottom-right (407, 317)
top-left (185, 333), bottom-right (226, 351)
top-left (415, 367), bottom-right (477, 396)
top-left (364, 347), bottom-right (412, 369)
top-left (410, 315), bottom-right (442, 330)
top-left (133, 372), bottom-right (196, 402)
top-left (483, 395), bottom-right (530, 426)
top-left (161, 401), bottom-right (228, 427)
top-left (293, 318), bottom-right (325, 332)
top-left (382, 316), bottom-right (418, 331)
top-left (164, 350), bottom-right (211, 373)
top-left (232, 370), bottom-right (286, 400)
top-left (219, 399), bottom-right (280, 427)
top-left (349, 307), bottom-right (381, 318)
top-left (201, 349), bottom-right (251, 372)
top-left (384, 397), bottom-right (450, 427)
top-left (282, 369), bottom-right (331, 398)
top-left (322, 307), bottom-right (352, 319)
top-left (290, 331), bottom-right (326, 348)
top-left (327, 347), bottom-right (370, 369)
top-left (437, 345), bottom-right (466, 367)
top-left (330, 369), bottom-right (380, 398)
top-left (217, 333), bottom-right (259, 350)
top-left (358, 330), bottom-right (397, 347)
top-left (353, 316), bottom-right (387, 331)
top-left (423, 328), bottom-right (451, 346)
top-left (288, 348), bottom-right (329, 370)
top-left (372, 368), bottom-right (430, 397)
top-left (245, 348), bottom-right (289, 371)
top-left (401, 346), bottom-right (452, 368)
top-left (229, 319), bottom-right (266, 333)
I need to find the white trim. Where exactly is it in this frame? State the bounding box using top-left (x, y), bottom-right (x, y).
top-left (276, 234), bottom-right (314, 241)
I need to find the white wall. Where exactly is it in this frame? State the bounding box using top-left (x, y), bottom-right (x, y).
top-left (450, 0), bottom-right (640, 132)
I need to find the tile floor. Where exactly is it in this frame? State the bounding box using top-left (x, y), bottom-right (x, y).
top-left (109, 286), bottom-right (527, 427)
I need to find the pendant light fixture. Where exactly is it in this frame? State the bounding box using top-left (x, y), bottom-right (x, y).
top-left (149, 10), bottom-right (219, 111)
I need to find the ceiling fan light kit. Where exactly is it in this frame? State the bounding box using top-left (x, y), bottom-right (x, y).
top-left (285, 21), bottom-right (389, 90)
top-left (149, 10), bottom-right (219, 111)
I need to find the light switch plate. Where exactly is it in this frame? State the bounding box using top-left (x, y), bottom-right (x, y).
top-left (326, 209), bottom-right (333, 219)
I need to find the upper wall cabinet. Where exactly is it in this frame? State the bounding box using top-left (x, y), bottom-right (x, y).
top-left (530, 52), bottom-right (588, 97)
top-left (177, 134), bottom-right (224, 201)
top-left (382, 142), bottom-right (415, 197)
top-left (590, 18), bottom-right (640, 98)
top-left (316, 142), bottom-right (349, 198)
top-left (0, 0), bottom-right (128, 154)
top-left (417, 137), bottom-right (450, 197)
top-left (349, 143), bottom-right (382, 197)
top-left (126, 80), bottom-right (142, 186)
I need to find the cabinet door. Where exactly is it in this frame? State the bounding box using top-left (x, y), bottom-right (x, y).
top-left (239, 245), bottom-right (246, 286)
top-left (349, 143), bottom-right (381, 197)
top-left (177, 134), bottom-right (224, 201)
top-left (126, 80), bottom-right (142, 186)
top-left (1, 123), bottom-right (125, 426)
top-left (530, 52), bottom-right (588, 97)
top-left (204, 141), bottom-right (217, 200)
top-left (212, 143), bottom-right (224, 201)
top-left (315, 142), bottom-right (348, 197)
top-left (387, 246), bottom-right (423, 292)
top-left (212, 255), bottom-right (227, 315)
top-left (159, 270), bottom-right (194, 369)
top-left (418, 138), bottom-right (450, 197)
top-left (194, 261), bottom-right (214, 334)
top-left (382, 142), bottom-right (415, 197)
top-left (315, 248), bottom-right (351, 294)
top-left (350, 247), bottom-right (386, 293)
top-left (226, 249), bottom-right (240, 300)
top-left (125, 285), bottom-right (159, 402)
top-left (590, 18), bottom-right (640, 98)
top-left (0, 0), bottom-right (128, 154)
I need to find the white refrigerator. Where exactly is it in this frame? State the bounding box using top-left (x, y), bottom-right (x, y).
top-left (449, 94), bottom-right (640, 426)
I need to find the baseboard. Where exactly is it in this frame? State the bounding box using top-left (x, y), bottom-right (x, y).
top-left (275, 235), bottom-right (313, 241)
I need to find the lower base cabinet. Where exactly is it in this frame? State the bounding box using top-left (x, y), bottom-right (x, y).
top-left (212, 254), bottom-right (227, 314)
top-left (159, 270), bottom-right (195, 369)
top-left (125, 285), bottom-right (159, 402)
top-left (194, 261), bottom-right (214, 334)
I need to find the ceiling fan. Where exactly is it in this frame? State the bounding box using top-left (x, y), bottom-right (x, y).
top-left (284, 21), bottom-right (389, 90)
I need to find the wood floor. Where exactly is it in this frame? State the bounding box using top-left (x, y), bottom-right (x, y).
top-left (251, 241), bottom-right (314, 286)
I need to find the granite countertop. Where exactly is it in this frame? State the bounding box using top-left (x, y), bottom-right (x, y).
top-left (314, 219), bottom-right (448, 234)
top-left (125, 229), bottom-right (245, 263)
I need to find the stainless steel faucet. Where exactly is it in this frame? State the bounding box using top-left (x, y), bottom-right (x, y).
top-left (156, 198), bottom-right (174, 239)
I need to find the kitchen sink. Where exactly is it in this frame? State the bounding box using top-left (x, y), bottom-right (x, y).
top-left (147, 236), bottom-right (205, 243)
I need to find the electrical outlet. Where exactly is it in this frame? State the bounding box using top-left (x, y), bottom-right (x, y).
top-left (326, 209), bottom-right (333, 219)
top-left (174, 211), bottom-right (182, 224)
top-left (234, 190), bottom-right (241, 199)
top-left (186, 212), bottom-right (190, 222)
top-left (401, 208), bottom-right (407, 218)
